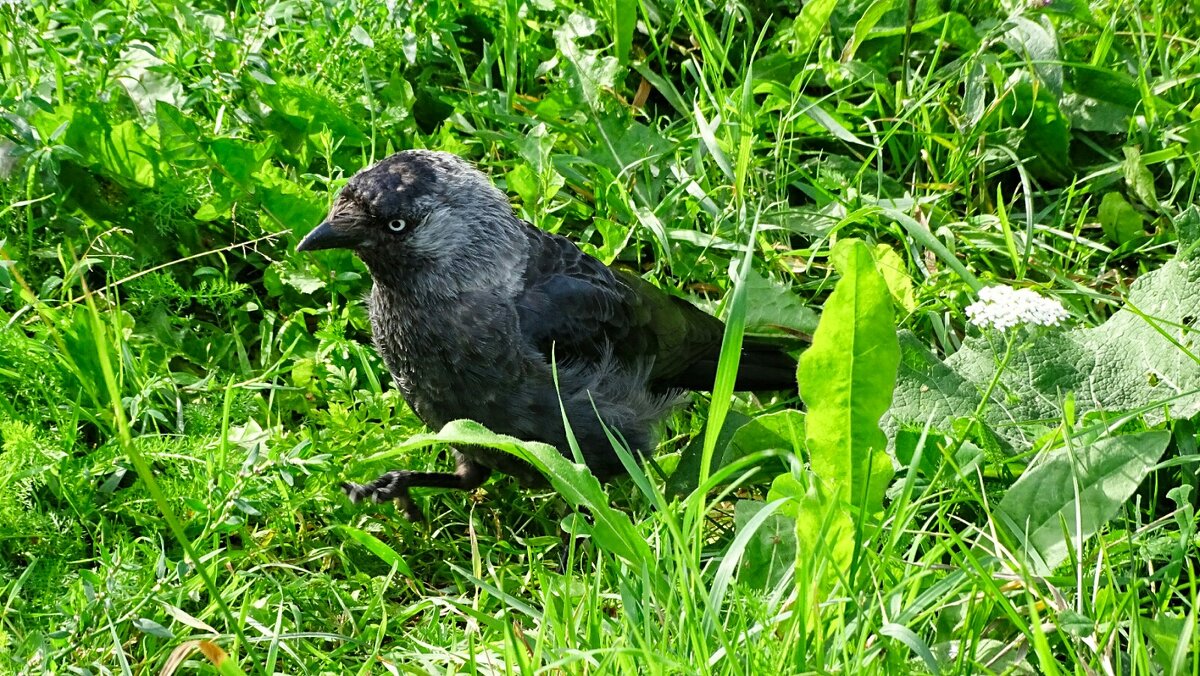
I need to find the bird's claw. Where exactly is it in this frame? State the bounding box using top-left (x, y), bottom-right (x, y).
top-left (341, 474), bottom-right (425, 521)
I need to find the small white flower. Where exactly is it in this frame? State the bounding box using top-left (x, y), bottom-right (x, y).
top-left (965, 285), bottom-right (1068, 332)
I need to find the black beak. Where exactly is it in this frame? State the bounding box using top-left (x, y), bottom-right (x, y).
top-left (296, 220), bottom-right (361, 252)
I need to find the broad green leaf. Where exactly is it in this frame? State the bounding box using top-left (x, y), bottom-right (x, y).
top-left (839, 0), bottom-right (898, 62)
top-left (889, 246), bottom-right (1200, 452)
top-left (506, 164), bottom-right (540, 208)
top-left (613, 0), bottom-right (636, 65)
top-left (1142, 615), bottom-right (1189, 674)
top-left (708, 498), bottom-right (790, 624)
top-left (1056, 610), bottom-right (1094, 637)
top-left (872, 243), bottom-right (917, 313)
top-left (260, 77), bottom-right (368, 146)
top-left (728, 409), bottom-right (806, 459)
top-left (193, 200), bottom-right (227, 222)
top-left (155, 101), bottom-right (206, 162)
top-left (334, 525), bottom-right (415, 578)
top-left (742, 266), bottom-right (819, 336)
top-left (997, 431), bottom-right (1170, 574)
top-left (277, 264), bottom-right (325, 294)
top-left (518, 123), bottom-right (556, 175)
top-left (666, 410), bottom-right (752, 496)
top-left (795, 479), bottom-right (854, 580)
top-left (886, 331), bottom-right (1003, 451)
top-left (1061, 93), bottom-right (1131, 134)
top-left (893, 428), bottom-right (984, 479)
top-left (1072, 64), bottom-right (1142, 109)
top-left (93, 119), bottom-right (162, 188)
top-left (790, 0), bottom-right (839, 55)
top-left (954, 257), bottom-right (1200, 427)
top-left (670, 409), bottom-right (804, 494)
top-left (209, 137), bottom-right (267, 186)
top-left (851, 11), bottom-right (979, 50)
top-left (729, 499), bottom-right (796, 590)
top-left (769, 466), bottom-right (855, 625)
top-left (766, 469), bottom-right (803, 517)
top-left (1098, 192), bottom-right (1146, 246)
top-left (1038, 0), bottom-right (1095, 22)
top-left (1001, 16), bottom-right (1062, 92)
top-left (584, 118), bottom-right (670, 179)
top-left (769, 238), bottom-right (898, 617)
top-left (1123, 146), bottom-right (1160, 211)
top-left (41, 103), bottom-right (163, 188)
top-left (1008, 79), bottom-right (1072, 181)
top-left (118, 41), bottom-right (185, 115)
top-left (733, 499), bottom-right (797, 591)
top-left (257, 168), bottom-right (325, 230)
top-left (132, 618), bottom-right (175, 639)
top-left (349, 25), bottom-right (373, 48)
top-left (554, 13), bottom-right (619, 110)
top-left (799, 238), bottom-right (899, 515)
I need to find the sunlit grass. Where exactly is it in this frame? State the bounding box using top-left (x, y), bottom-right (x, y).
top-left (1, 0), bottom-right (1199, 672)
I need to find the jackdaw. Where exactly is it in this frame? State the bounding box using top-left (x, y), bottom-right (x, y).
top-left (297, 150), bottom-right (796, 519)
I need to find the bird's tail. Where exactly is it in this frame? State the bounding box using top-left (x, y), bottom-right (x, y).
top-left (731, 337), bottom-right (798, 392)
top-left (663, 337), bottom-right (798, 393)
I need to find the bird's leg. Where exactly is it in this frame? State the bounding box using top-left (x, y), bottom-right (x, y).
top-left (341, 449), bottom-right (491, 521)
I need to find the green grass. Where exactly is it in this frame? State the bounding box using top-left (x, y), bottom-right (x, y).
top-left (2, 0), bottom-right (1200, 672)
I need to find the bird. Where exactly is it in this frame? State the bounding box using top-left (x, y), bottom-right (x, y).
top-left (296, 149), bottom-right (797, 520)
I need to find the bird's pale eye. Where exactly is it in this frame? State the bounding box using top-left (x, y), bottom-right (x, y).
top-left (388, 218), bottom-right (408, 233)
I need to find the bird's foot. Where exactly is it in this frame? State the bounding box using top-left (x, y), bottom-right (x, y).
top-left (341, 454), bottom-right (490, 522)
top-left (342, 472), bottom-right (425, 521)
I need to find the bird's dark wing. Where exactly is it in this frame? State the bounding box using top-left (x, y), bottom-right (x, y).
top-left (515, 226), bottom-right (637, 360)
top-left (515, 225), bottom-right (794, 391)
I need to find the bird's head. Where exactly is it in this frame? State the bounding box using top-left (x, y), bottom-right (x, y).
top-left (297, 150), bottom-right (525, 289)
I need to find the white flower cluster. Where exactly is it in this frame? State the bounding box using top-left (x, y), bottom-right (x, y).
top-left (965, 285), bottom-right (1069, 331)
